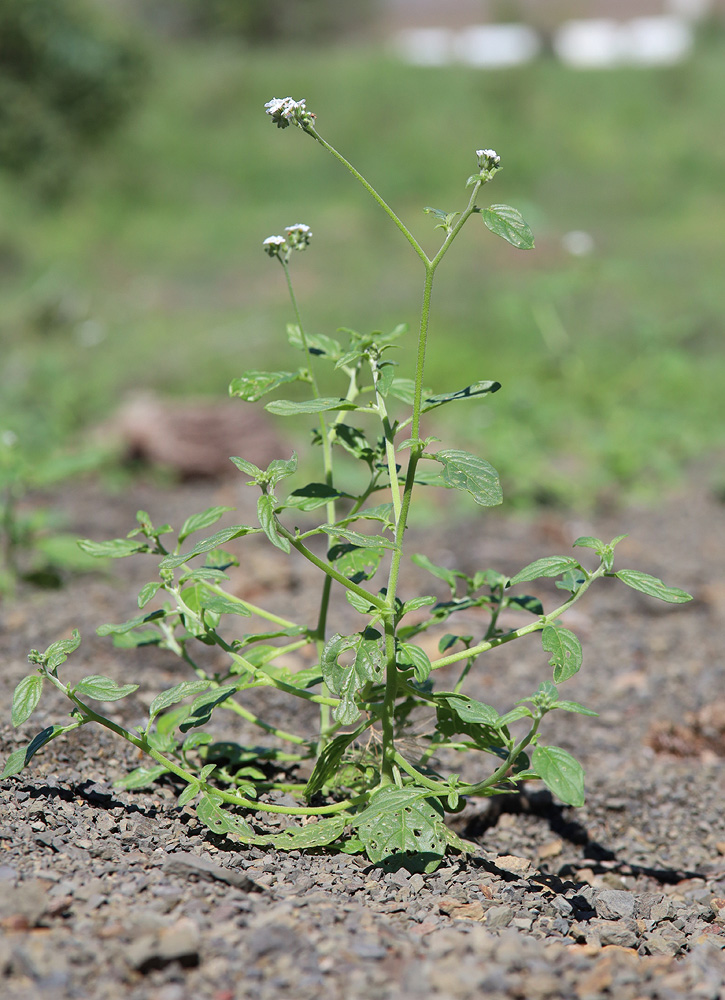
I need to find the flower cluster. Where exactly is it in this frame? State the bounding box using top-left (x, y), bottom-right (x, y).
top-left (467, 148), bottom-right (502, 187)
top-left (264, 97), bottom-right (316, 130)
top-left (262, 224), bottom-right (313, 262)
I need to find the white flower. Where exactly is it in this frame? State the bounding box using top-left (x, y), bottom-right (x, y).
top-left (263, 235), bottom-right (287, 258)
top-left (476, 149), bottom-right (501, 171)
top-left (285, 224), bottom-right (312, 250)
top-left (264, 97), bottom-right (316, 130)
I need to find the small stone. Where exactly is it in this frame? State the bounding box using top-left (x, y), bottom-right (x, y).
top-left (538, 839), bottom-right (563, 860)
top-left (485, 905), bottom-right (515, 930)
top-left (590, 918), bottom-right (639, 949)
top-left (643, 926), bottom-right (688, 957)
top-left (494, 855), bottom-right (533, 877)
top-left (409, 874), bottom-right (425, 892)
top-left (597, 889), bottom-right (635, 921)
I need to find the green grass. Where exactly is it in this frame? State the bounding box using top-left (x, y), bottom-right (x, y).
top-left (1, 32), bottom-right (724, 507)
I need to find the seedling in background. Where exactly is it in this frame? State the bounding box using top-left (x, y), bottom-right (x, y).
top-left (4, 99), bottom-right (693, 872)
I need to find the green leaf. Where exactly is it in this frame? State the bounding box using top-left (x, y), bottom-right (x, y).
top-left (397, 642), bottom-right (432, 683)
top-left (201, 593), bottom-right (252, 617)
top-left (43, 629), bottom-right (82, 671)
top-left (333, 424), bottom-right (374, 461)
top-left (531, 745), bottom-right (585, 807)
top-left (285, 483), bottom-right (346, 511)
top-left (480, 204), bottom-right (535, 250)
top-left (229, 456), bottom-right (262, 478)
top-left (137, 582), bottom-right (161, 609)
top-left (305, 725), bottom-right (367, 797)
top-left (322, 630), bottom-right (384, 725)
top-left (259, 815), bottom-right (347, 850)
top-left (508, 556), bottom-right (579, 586)
top-left (497, 705), bottom-right (535, 728)
top-left (507, 595), bottom-right (545, 616)
top-left (159, 526), bottom-right (253, 570)
top-left (179, 685), bottom-right (238, 732)
top-left (11, 675), bottom-right (43, 727)
top-left (149, 680), bottom-right (211, 720)
top-left (286, 324), bottom-right (341, 359)
top-left (541, 625), bottom-right (583, 684)
top-left (196, 794), bottom-right (255, 840)
top-left (433, 450), bottom-right (502, 507)
top-left (77, 538), bottom-right (147, 558)
top-left (97, 610), bottom-right (166, 636)
top-left (257, 494), bottom-right (290, 553)
top-left (615, 570), bottom-right (693, 604)
top-left (551, 700), bottom-right (598, 717)
top-left (179, 506), bottom-right (235, 544)
top-left (229, 370), bottom-right (304, 402)
top-left (328, 544), bottom-right (382, 583)
top-left (399, 596), bottom-right (437, 615)
top-left (350, 787), bottom-right (446, 872)
top-left (388, 378), bottom-right (424, 405)
top-left (111, 629), bottom-right (161, 649)
top-left (113, 764), bottom-right (169, 790)
top-left (74, 675), bottom-right (139, 702)
top-left (265, 453), bottom-right (298, 487)
top-left (339, 503), bottom-right (394, 528)
top-left (572, 535), bottom-right (604, 552)
top-left (2, 725), bottom-right (68, 779)
top-left (436, 692), bottom-right (501, 727)
top-left (411, 553), bottom-right (462, 593)
top-left (319, 526), bottom-right (395, 550)
top-left (422, 380), bottom-right (501, 413)
top-left (265, 397), bottom-right (360, 416)
top-left (177, 782), bottom-right (201, 808)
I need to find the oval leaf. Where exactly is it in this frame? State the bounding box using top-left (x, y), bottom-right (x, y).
top-left (149, 680), bottom-right (211, 720)
top-left (508, 556), bottom-right (579, 587)
top-left (531, 745), bottom-right (585, 807)
top-left (433, 450), bottom-right (502, 507)
top-left (481, 204), bottom-right (535, 250)
top-left (74, 675), bottom-right (139, 702)
top-left (179, 506), bottom-right (235, 544)
top-left (422, 380), bottom-right (501, 413)
top-left (615, 570), bottom-right (692, 604)
top-left (77, 538), bottom-right (147, 558)
top-left (11, 675), bottom-right (43, 727)
top-left (113, 764), bottom-right (169, 790)
top-left (1, 724), bottom-right (67, 779)
top-left (265, 397), bottom-right (359, 416)
top-left (541, 625), bottom-right (583, 684)
top-left (229, 370), bottom-right (303, 402)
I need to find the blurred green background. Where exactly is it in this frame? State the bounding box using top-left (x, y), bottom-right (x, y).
top-left (1, 0), bottom-right (724, 509)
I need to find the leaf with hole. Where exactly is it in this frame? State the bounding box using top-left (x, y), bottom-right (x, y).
top-left (322, 630), bottom-right (384, 725)
top-left (541, 625), bottom-right (583, 684)
top-left (196, 794), bottom-right (255, 840)
top-left (350, 787), bottom-right (446, 872)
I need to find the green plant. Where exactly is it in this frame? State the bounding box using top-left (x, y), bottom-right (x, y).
top-left (3, 99), bottom-right (693, 871)
top-left (0, 435), bottom-right (109, 595)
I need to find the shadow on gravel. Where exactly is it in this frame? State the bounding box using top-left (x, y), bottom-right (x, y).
top-left (462, 788), bottom-right (704, 888)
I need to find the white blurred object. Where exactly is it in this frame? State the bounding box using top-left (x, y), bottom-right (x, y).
top-left (624, 17), bottom-right (693, 65)
top-left (554, 19), bottom-right (623, 67)
top-left (453, 24), bottom-right (541, 68)
top-left (392, 28), bottom-right (453, 66)
top-left (554, 16), bottom-right (693, 68)
top-left (667, 0), bottom-right (712, 20)
top-left (561, 231), bottom-right (595, 257)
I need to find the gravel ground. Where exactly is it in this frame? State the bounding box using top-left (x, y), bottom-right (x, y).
top-left (1, 464), bottom-right (724, 999)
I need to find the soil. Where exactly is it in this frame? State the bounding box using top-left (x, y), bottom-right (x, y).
top-left (1, 464), bottom-right (724, 999)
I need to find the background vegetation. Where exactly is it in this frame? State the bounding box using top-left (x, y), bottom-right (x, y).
top-left (1, 4), bottom-right (723, 509)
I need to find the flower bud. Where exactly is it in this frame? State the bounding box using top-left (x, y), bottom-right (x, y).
top-left (264, 97), bottom-right (316, 130)
top-left (285, 224), bottom-right (312, 251)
